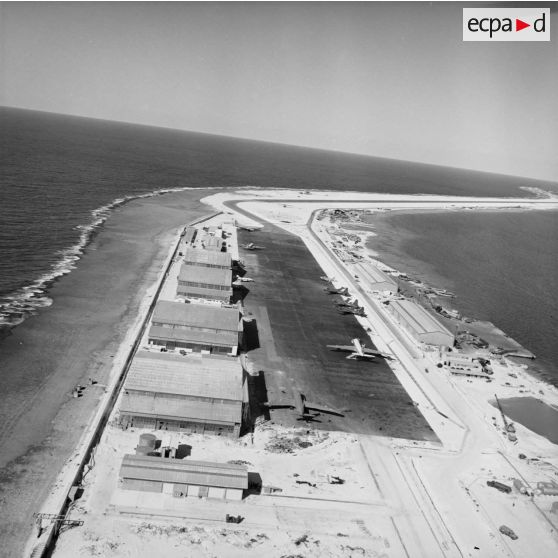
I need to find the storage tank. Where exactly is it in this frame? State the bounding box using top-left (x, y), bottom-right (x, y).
top-left (138, 433), bottom-right (157, 449)
top-left (135, 445), bottom-right (152, 455)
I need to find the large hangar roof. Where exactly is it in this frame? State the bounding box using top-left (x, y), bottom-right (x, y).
top-left (178, 263), bottom-right (232, 286)
top-left (148, 326), bottom-right (238, 347)
top-left (176, 285), bottom-right (232, 300)
top-left (184, 247), bottom-right (231, 268)
top-left (120, 393), bottom-right (242, 424)
top-left (124, 351), bottom-right (243, 400)
top-left (120, 454), bottom-right (248, 489)
top-left (152, 300), bottom-right (238, 332)
top-left (353, 263), bottom-right (397, 287)
top-left (389, 299), bottom-right (453, 337)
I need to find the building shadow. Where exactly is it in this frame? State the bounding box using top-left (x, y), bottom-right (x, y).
top-left (233, 262), bottom-right (247, 278)
top-left (240, 370), bottom-right (270, 437)
top-left (246, 472), bottom-right (262, 497)
top-left (232, 284), bottom-right (250, 303)
top-left (175, 444), bottom-right (192, 459)
top-left (241, 318), bottom-right (260, 351)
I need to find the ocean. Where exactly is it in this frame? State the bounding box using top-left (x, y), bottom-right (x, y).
top-left (365, 209), bottom-right (558, 387)
top-left (1, 106), bottom-right (557, 365)
top-left (2, 106), bottom-right (556, 331)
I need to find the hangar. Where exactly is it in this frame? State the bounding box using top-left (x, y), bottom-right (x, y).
top-left (119, 454), bottom-right (248, 500)
top-left (119, 351), bottom-right (245, 436)
top-left (386, 299), bottom-right (455, 347)
top-left (353, 262), bottom-right (398, 294)
top-left (148, 300), bottom-right (240, 355)
top-left (183, 246), bottom-right (232, 269)
top-left (176, 262), bottom-right (232, 302)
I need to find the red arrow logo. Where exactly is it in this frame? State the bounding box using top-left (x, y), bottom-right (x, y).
top-left (516, 18), bottom-right (530, 31)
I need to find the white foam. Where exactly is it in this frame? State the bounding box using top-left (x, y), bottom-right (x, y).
top-left (0, 185), bottom-right (217, 327)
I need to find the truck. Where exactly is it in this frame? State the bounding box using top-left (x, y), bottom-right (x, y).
top-left (487, 480), bottom-right (512, 494)
top-left (499, 525), bottom-right (518, 540)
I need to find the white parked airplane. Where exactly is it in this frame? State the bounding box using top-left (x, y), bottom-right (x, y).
top-left (326, 338), bottom-right (391, 360)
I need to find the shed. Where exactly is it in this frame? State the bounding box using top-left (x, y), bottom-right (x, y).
top-left (120, 454), bottom-right (248, 500)
top-left (183, 227), bottom-right (197, 245)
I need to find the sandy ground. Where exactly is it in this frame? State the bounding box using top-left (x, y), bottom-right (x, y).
top-left (53, 422), bottom-right (409, 558)
top-left (209, 190), bottom-right (558, 556)
top-left (0, 190), bottom-right (214, 558)
top-left (44, 188), bottom-right (558, 558)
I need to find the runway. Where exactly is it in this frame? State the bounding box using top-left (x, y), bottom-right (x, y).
top-left (238, 223), bottom-right (437, 440)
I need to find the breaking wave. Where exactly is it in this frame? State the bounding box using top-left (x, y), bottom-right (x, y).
top-left (0, 186), bottom-right (212, 329)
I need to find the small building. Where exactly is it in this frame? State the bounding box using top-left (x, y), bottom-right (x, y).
top-left (444, 354), bottom-right (484, 374)
top-left (177, 263), bottom-right (232, 303)
top-left (183, 227), bottom-right (197, 245)
top-left (148, 300), bottom-right (240, 355)
top-left (119, 454), bottom-right (248, 500)
top-left (513, 478), bottom-right (528, 494)
top-left (387, 299), bottom-right (455, 347)
top-left (449, 368), bottom-right (491, 379)
top-left (537, 481), bottom-right (558, 496)
top-left (120, 351), bottom-right (245, 435)
top-left (353, 263), bottom-right (398, 294)
top-left (197, 231), bottom-right (226, 252)
top-left (184, 247), bottom-right (231, 270)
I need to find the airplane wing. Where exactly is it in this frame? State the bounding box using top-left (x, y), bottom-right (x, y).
top-left (304, 401), bottom-right (345, 417)
top-left (361, 348), bottom-right (392, 359)
top-left (326, 345), bottom-right (355, 352)
top-left (348, 353), bottom-right (376, 360)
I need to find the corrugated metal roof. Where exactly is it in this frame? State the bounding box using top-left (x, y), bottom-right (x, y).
top-left (354, 263), bottom-right (397, 287)
top-left (184, 247), bottom-right (231, 268)
top-left (120, 454), bottom-right (248, 489)
top-left (124, 351), bottom-right (243, 399)
top-left (148, 325), bottom-right (238, 347)
top-left (152, 300), bottom-right (238, 331)
top-left (178, 263), bottom-right (232, 286)
top-left (389, 299), bottom-right (453, 337)
top-left (177, 285), bottom-right (232, 300)
top-left (120, 393), bottom-right (242, 423)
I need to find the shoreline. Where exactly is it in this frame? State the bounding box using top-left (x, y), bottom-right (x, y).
top-left (356, 207), bottom-right (558, 388)
top-left (0, 186), bottom-right (223, 333)
top-left (329, 208), bottom-right (558, 427)
top-left (0, 189), bottom-right (216, 558)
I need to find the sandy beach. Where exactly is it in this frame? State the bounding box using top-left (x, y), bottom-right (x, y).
top-left (0, 189), bottom-right (213, 558)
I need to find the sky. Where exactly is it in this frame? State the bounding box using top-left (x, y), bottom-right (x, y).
top-left (1, 1), bottom-right (557, 182)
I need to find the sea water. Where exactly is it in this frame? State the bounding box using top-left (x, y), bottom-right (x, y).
top-left (1, 107), bottom-right (557, 385)
top-left (365, 209), bottom-right (558, 387)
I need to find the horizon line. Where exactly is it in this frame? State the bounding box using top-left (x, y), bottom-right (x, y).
top-left (2, 103), bottom-right (556, 186)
